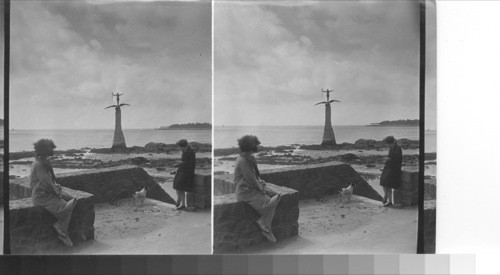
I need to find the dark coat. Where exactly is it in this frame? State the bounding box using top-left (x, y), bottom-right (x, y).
top-left (380, 143), bottom-right (403, 189)
top-left (173, 146), bottom-right (196, 192)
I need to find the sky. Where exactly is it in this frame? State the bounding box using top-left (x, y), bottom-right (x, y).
top-left (215, 0), bottom-right (436, 128)
top-left (10, 0), bottom-right (211, 130)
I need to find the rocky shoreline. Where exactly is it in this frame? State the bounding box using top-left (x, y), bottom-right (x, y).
top-left (214, 138), bottom-right (420, 157)
top-left (9, 142), bottom-right (212, 179)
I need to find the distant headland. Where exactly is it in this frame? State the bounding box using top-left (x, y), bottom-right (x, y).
top-left (366, 119), bottom-right (419, 127)
top-left (156, 122), bottom-right (212, 130)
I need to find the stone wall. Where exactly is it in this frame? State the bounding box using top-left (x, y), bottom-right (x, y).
top-left (214, 162), bottom-right (383, 202)
top-left (214, 174), bottom-right (234, 195)
top-left (0, 171), bottom-right (4, 204)
top-left (424, 200), bottom-right (436, 253)
top-left (393, 169), bottom-right (419, 206)
top-left (9, 188), bottom-right (95, 254)
top-left (213, 183), bottom-right (299, 252)
top-left (10, 166), bottom-right (175, 205)
top-left (186, 171), bottom-right (211, 210)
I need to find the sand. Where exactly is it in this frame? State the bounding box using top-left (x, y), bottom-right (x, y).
top-left (43, 198), bottom-right (211, 255)
top-left (224, 195), bottom-right (417, 254)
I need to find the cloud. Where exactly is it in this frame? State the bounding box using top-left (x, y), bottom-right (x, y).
top-left (10, 0), bottom-right (211, 129)
top-left (215, 1), bottom-right (422, 126)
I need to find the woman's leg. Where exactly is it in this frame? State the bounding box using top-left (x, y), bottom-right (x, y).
top-left (180, 191), bottom-right (186, 206)
top-left (388, 188), bottom-right (393, 204)
top-left (262, 193), bottom-right (282, 231)
top-left (176, 190), bottom-right (182, 205)
top-left (60, 198), bottom-right (77, 234)
top-left (382, 187), bottom-right (389, 203)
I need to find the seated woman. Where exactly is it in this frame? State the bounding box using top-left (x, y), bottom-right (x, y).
top-left (30, 139), bottom-right (77, 247)
top-left (234, 135), bottom-right (282, 242)
top-left (380, 135), bottom-right (403, 207)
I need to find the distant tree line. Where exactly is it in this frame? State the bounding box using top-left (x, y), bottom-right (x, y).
top-left (377, 119), bottom-right (419, 126)
top-left (158, 122), bottom-right (211, 130)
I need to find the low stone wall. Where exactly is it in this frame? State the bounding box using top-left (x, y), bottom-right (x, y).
top-left (424, 200), bottom-right (436, 253)
top-left (186, 171), bottom-right (211, 210)
top-left (424, 178), bottom-right (436, 201)
top-left (213, 183), bottom-right (299, 251)
top-left (214, 162), bottom-right (383, 202)
top-left (11, 166), bottom-right (176, 205)
top-left (9, 188), bottom-right (95, 254)
top-left (393, 169), bottom-right (419, 206)
top-left (0, 171), bottom-right (4, 204)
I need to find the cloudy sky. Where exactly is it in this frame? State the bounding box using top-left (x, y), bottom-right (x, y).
top-left (10, 0), bottom-right (211, 130)
top-left (215, 0), bottom-right (435, 128)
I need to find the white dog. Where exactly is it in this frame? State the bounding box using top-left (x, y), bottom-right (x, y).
top-left (339, 182), bottom-right (356, 203)
top-left (132, 186), bottom-right (148, 206)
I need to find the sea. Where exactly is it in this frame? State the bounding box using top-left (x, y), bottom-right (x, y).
top-left (8, 129), bottom-right (211, 152)
top-left (7, 126), bottom-right (437, 153)
top-left (215, 125), bottom-right (436, 152)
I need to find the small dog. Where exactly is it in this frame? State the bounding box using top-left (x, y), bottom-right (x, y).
top-left (339, 182), bottom-right (356, 203)
top-left (132, 186), bottom-right (149, 206)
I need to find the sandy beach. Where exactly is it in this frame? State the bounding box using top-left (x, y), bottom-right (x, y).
top-left (214, 139), bottom-right (434, 253)
top-left (225, 195), bottom-right (417, 254)
top-left (41, 198), bottom-right (211, 255)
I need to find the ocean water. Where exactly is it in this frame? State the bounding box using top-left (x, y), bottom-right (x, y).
top-left (7, 126), bottom-right (437, 152)
top-left (215, 126), bottom-right (436, 152)
top-left (9, 129), bottom-right (211, 152)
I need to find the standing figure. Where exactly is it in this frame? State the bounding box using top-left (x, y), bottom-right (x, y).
top-left (380, 135), bottom-right (403, 206)
top-left (234, 135), bottom-right (282, 243)
top-left (30, 139), bottom-right (77, 247)
top-left (173, 139), bottom-right (196, 210)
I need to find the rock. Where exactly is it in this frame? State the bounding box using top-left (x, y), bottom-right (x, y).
top-left (144, 142), bottom-right (170, 152)
top-left (131, 156), bottom-right (148, 165)
top-left (354, 139), bottom-right (377, 148)
top-left (425, 152), bottom-right (437, 160)
top-left (213, 183), bottom-right (299, 252)
top-left (340, 153), bottom-right (358, 161)
top-left (10, 188), bottom-right (95, 254)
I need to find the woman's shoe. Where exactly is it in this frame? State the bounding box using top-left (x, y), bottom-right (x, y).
top-left (256, 218), bottom-right (270, 233)
top-left (58, 235), bottom-right (73, 247)
top-left (176, 205), bottom-right (186, 210)
top-left (52, 223), bottom-right (67, 237)
top-left (261, 230), bottom-right (277, 243)
top-left (383, 202), bottom-right (393, 207)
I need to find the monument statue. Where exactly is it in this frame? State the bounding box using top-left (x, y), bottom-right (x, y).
top-left (315, 89), bottom-right (340, 146)
top-left (105, 92), bottom-right (131, 149)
